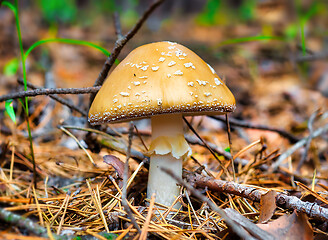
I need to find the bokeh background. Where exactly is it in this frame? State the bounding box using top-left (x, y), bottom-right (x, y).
top-left (1, 0), bottom-right (328, 172)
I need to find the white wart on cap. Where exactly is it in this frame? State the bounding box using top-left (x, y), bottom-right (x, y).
top-left (88, 41), bottom-right (236, 124)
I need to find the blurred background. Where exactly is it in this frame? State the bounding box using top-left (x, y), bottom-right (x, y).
top-left (0, 0), bottom-right (327, 161)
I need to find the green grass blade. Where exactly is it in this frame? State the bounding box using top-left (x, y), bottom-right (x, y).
top-left (216, 35), bottom-right (285, 48)
top-left (25, 38), bottom-right (110, 58)
top-left (25, 38), bottom-right (119, 65)
top-left (5, 100), bottom-right (16, 124)
top-left (3, 58), bottom-right (19, 76)
top-left (2, 0), bottom-right (37, 187)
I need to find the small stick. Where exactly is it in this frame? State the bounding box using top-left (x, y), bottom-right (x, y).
top-left (225, 114), bottom-right (236, 181)
top-left (190, 156), bottom-right (214, 178)
top-left (270, 122), bottom-right (328, 172)
top-left (32, 185), bottom-right (44, 226)
top-left (210, 115), bottom-right (299, 143)
top-left (161, 167), bottom-right (259, 240)
top-left (184, 170), bottom-right (328, 222)
top-left (122, 122), bottom-right (141, 233)
top-left (9, 144), bottom-right (15, 182)
top-left (295, 51), bottom-right (328, 62)
top-left (183, 117), bottom-right (230, 178)
top-left (92, 0), bottom-right (165, 88)
top-left (49, 194), bottom-right (69, 226)
top-left (17, 78), bottom-right (87, 116)
top-left (56, 194), bottom-right (70, 235)
top-left (0, 207), bottom-right (48, 237)
top-left (140, 193), bottom-right (156, 240)
top-left (59, 126), bottom-right (96, 166)
top-left (113, 12), bottom-right (123, 39)
top-left (133, 123), bottom-right (148, 151)
top-left (0, 86), bottom-right (101, 102)
top-left (297, 110), bottom-right (320, 171)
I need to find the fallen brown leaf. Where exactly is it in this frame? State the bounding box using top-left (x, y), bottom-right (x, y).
top-left (103, 155), bottom-right (125, 179)
top-left (257, 211), bottom-right (313, 240)
top-left (258, 190), bottom-right (277, 223)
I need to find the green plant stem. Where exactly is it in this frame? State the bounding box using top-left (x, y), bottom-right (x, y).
top-left (2, 0), bottom-right (37, 188)
top-left (300, 21), bottom-right (306, 56)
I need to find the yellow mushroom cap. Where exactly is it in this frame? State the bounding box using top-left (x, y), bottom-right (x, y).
top-left (88, 41), bottom-right (236, 124)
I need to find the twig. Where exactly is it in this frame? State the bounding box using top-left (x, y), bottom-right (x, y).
top-left (92, 0), bottom-right (165, 89)
top-left (161, 167), bottom-right (260, 240)
top-left (185, 134), bottom-right (250, 170)
top-left (210, 115), bottom-right (299, 143)
top-left (183, 117), bottom-right (230, 178)
top-left (0, 86), bottom-right (100, 102)
top-left (225, 114), bottom-right (236, 181)
top-left (113, 12), bottom-right (123, 39)
top-left (17, 78), bottom-right (87, 116)
top-left (57, 194), bottom-right (70, 234)
top-left (270, 122), bottom-right (328, 172)
top-left (122, 122), bottom-right (141, 233)
top-left (140, 193), bottom-right (155, 240)
top-left (133, 124), bottom-right (149, 151)
top-left (0, 207), bottom-right (48, 237)
top-left (297, 110), bottom-right (320, 171)
top-left (59, 126), bottom-right (96, 166)
top-left (223, 208), bottom-right (276, 240)
top-left (190, 156), bottom-right (214, 178)
top-left (294, 51), bottom-right (328, 62)
top-left (0, 207), bottom-right (111, 239)
top-left (184, 170), bottom-right (328, 222)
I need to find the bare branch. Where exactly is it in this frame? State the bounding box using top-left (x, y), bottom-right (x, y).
top-left (92, 0), bottom-right (165, 89)
top-left (295, 51), bottom-right (328, 62)
top-left (122, 122), bottom-right (141, 233)
top-left (0, 207), bottom-right (48, 237)
top-left (210, 115), bottom-right (299, 143)
top-left (270, 122), bottom-right (328, 172)
top-left (162, 167), bottom-right (260, 240)
top-left (184, 170), bottom-right (328, 222)
top-left (0, 86), bottom-right (100, 102)
top-left (183, 117), bottom-right (230, 177)
top-left (297, 110), bottom-right (320, 171)
top-left (113, 12), bottom-right (123, 39)
top-left (17, 78), bottom-right (87, 116)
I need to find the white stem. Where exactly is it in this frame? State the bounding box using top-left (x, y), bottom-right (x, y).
top-left (147, 113), bottom-right (184, 207)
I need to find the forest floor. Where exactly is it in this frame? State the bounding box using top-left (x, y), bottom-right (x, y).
top-left (0, 1), bottom-right (328, 239)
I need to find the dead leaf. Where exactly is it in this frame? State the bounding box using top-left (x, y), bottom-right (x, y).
top-left (258, 190), bottom-right (277, 223)
top-left (257, 211), bottom-right (313, 240)
top-left (223, 208), bottom-right (276, 240)
top-left (103, 155), bottom-right (125, 179)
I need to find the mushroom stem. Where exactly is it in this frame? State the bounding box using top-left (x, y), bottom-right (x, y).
top-left (147, 113), bottom-right (188, 207)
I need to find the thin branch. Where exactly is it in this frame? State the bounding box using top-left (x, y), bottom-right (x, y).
top-left (223, 208), bottom-right (276, 240)
top-left (0, 207), bottom-right (116, 239)
top-left (0, 207), bottom-right (48, 237)
top-left (0, 86), bottom-right (100, 102)
top-left (294, 51), bottom-right (328, 62)
top-left (17, 78), bottom-right (87, 116)
top-left (210, 115), bottom-right (299, 143)
top-left (185, 134), bottom-right (248, 168)
top-left (270, 122), bottom-right (328, 172)
top-left (162, 168), bottom-right (260, 240)
top-left (184, 170), bottom-right (328, 222)
top-left (92, 0), bottom-right (165, 89)
top-left (183, 117), bottom-right (230, 177)
top-left (297, 110), bottom-right (320, 171)
top-left (113, 12), bottom-right (123, 39)
top-left (225, 114), bottom-right (236, 181)
top-left (122, 122), bottom-right (141, 233)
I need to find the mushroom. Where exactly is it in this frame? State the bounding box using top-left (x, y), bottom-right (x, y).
top-left (88, 41), bottom-right (236, 207)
